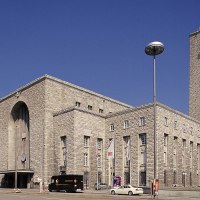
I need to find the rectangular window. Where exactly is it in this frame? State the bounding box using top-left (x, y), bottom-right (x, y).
top-left (190, 172), bottom-right (192, 186)
top-left (164, 170), bottom-right (167, 186)
top-left (183, 124), bottom-right (186, 133)
top-left (139, 133), bottom-right (146, 145)
top-left (190, 127), bottom-right (193, 135)
top-left (139, 133), bottom-right (147, 173)
top-left (190, 141), bottom-right (193, 169)
top-left (164, 117), bottom-right (168, 126)
top-left (124, 120), bottom-right (129, 129)
top-left (174, 121), bottom-right (178, 129)
top-left (124, 172), bottom-right (130, 185)
top-left (173, 137), bottom-right (178, 169)
top-left (88, 105), bottom-right (92, 110)
top-left (164, 152), bottom-right (167, 166)
top-left (97, 138), bottom-right (103, 168)
top-left (182, 172), bottom-right (186, 187)
top-left (97, 138), bottom-right (102, 150)
top-left (75, 101), bottom-right (81, 107)
top-left (139, 171), bottom-right (146, 186)
top-left (84, 153), bottom-right (88, 166)
top-left (60, 136), bottom-right (67, 166)
top-left (182, 139), bottom-right (186, 167)
top-left (164, 134), bottom-right (168, 166)
top-left (84, 136), bottom-right (90, 167)
top-left (123, 136), bottom-right (130, 166)
top-left (99, 109), bottom-right (103, 114)
top-left (84, 136), bottom-right (90, 147)
top-left (97, 156), bottom-right (101, 168)
top-left (140, 151), bottom-right (146, 165)
top-left (107, 138), bottom-right (114, 158)
top-left (110, 124), bottom-right (114, 131)
top-left (164, 134), bottom-right (168, 146)
top-left (173, 170), bottom-right (177, 185)
top-left (61, 136), bottom-right (67, 147)
top-left (139, 117), bottom-right (145, 126)
top-left (197, 144), bottom-right (200, 171)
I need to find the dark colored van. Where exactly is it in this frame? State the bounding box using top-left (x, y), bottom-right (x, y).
top-left (48, 175), bottom-right (83, 192)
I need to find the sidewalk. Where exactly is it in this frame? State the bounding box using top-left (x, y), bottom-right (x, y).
top-left (0, 188), bottom-right (109, 194)
top-left (159, 189), bottom-right (200, 198)
top-left (0, 188), bottom-right (40, 194)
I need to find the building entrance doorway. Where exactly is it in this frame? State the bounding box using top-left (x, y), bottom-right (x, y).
top-left (1, 172), bottom-right (33, 188)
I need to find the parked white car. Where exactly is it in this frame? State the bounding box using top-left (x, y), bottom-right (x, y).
top-left (110, 185), bottom-right (143, 195)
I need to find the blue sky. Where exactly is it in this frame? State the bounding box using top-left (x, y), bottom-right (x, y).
top-left (0, 0), bottom-right (199, 114)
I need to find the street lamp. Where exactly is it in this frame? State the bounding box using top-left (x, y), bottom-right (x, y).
top-left (15, 126), bottom-right (18, 190)
top-left (145, 41), bottom-right (164, 181)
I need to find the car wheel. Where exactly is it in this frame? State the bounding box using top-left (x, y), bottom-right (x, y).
top-left (111, 190), bottom-right (115, 195)
top-left (128, 191), bottom-right (133, 196)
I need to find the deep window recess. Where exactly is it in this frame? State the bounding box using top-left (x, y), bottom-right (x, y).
top-left (110, 124), bottom-right (114, 131)
top-left (88, 105), bottom-right (92, 110)
top-left (76, 102), bottom-right (81, 107)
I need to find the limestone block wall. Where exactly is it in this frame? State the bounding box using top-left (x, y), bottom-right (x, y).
top-left (73, 109), bottom-right (105, 188)
top-left (157, 104), bottom-right (200, 188)
top-left (189, 30), bottom-right (200, 121)
top-left (105, 104), bottom-right (154, 187)
top-left (44, 77), bottom-right (131, 115)
top-left (105, 103), bottom-right (200, 188)
top-left (0, 97), bottom-right (14, 171)
top-left (52, 107), bottom-right (105, 189)
top-left (0, 75), bottom-right (132, 188)
top-left (44, 76), bottom-right (131, 183)
top-left (53, 110), bottom-right (75, 176)
top-left (0, 80), bottom-right (46, 180)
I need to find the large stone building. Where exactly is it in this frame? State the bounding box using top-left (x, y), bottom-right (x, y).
top-left (0, 29), bottom-right (200, 189)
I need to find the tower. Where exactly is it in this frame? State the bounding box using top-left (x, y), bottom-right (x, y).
top-left (189, 28), bottom-right (200, 120)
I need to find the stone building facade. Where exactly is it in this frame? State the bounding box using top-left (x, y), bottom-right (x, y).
top-left (0, 75), bottom-right (131, 188)
top-left (0, 29), bottom-right (200, 189)
top-left (106, 103), bottom-right (200, 188)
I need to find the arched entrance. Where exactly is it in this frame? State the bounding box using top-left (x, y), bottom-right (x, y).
top-left (4, 101), bottom-right (33, 188)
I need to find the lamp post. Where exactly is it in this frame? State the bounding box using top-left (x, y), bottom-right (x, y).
top-left (15, 125), bottom-right (18, 190)
top-left (145, 41), bottom-right (164, 181)
top-left (15, 136), bottom-right (17, 189)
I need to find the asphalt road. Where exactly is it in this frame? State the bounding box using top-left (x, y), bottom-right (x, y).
top-left (0, 192), bottom-right (147, 200)
top-left (0, 190), bottom-right (199, 200)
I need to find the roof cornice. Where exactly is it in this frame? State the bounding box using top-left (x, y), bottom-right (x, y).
top-left (190, 28), bottom-right (200, 37)
top-left (0, 74), bottom-right (133, 109)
